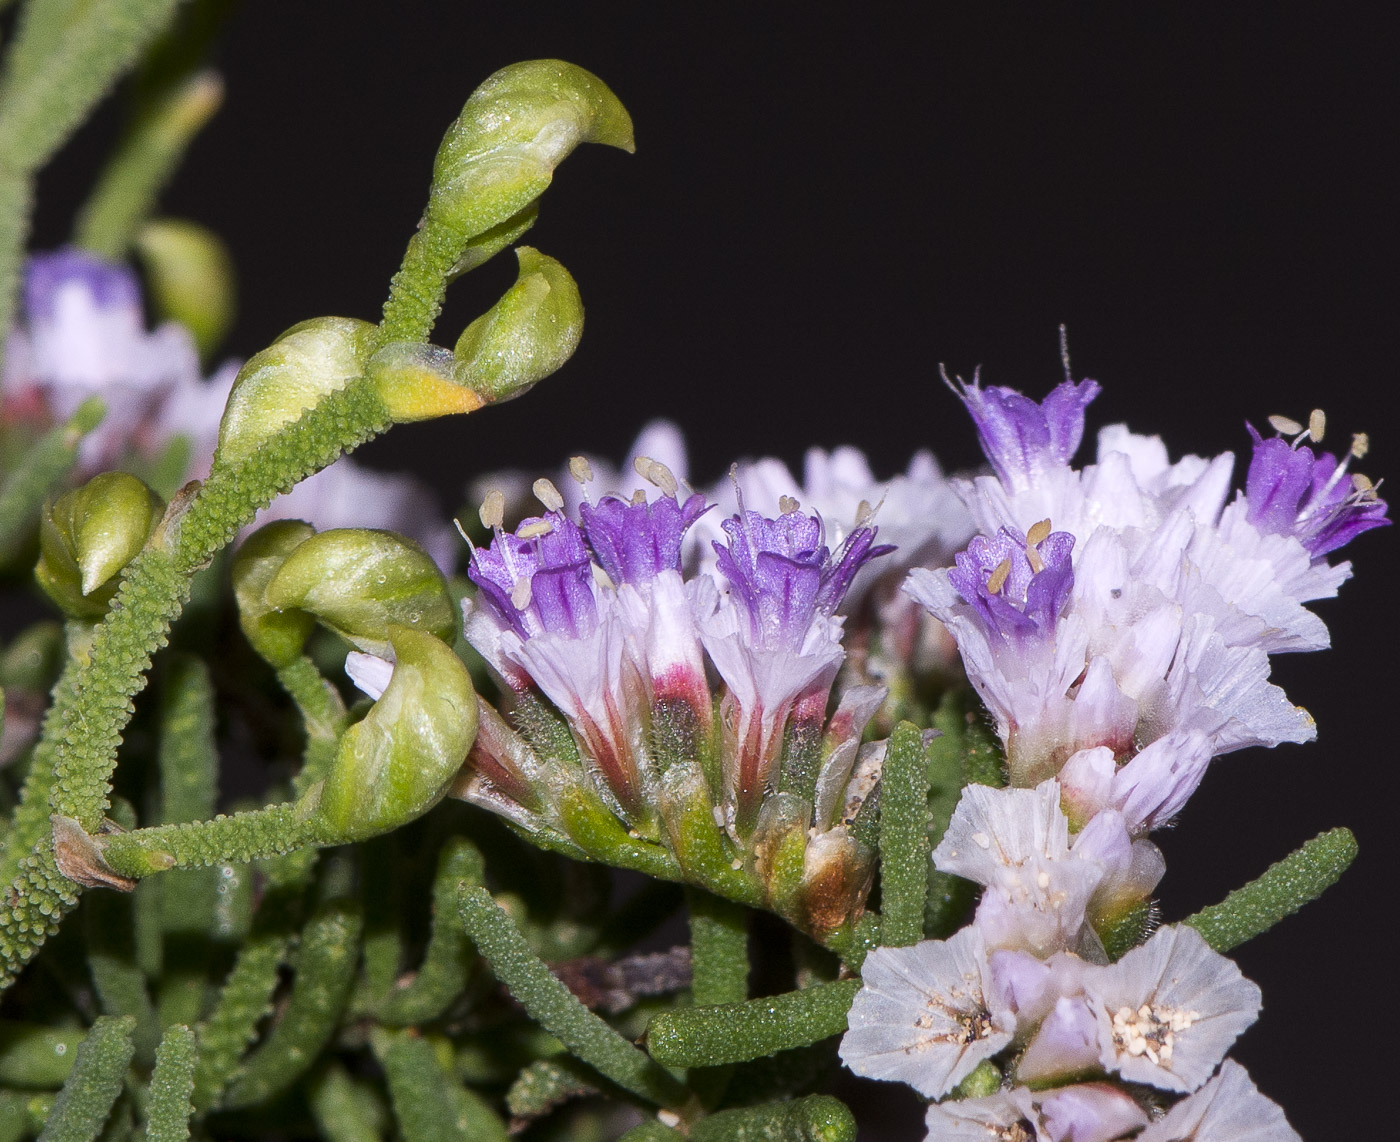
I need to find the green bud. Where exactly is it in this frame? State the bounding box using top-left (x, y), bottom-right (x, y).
top-left (231, 520), bottom-right (317, 668)
top-left (216, 316), bottom-right (376, 465)
top-left (428, 60), bottom-right (634, 262)
top-left (368, 342), bottom-right (484, 424)
top-left (453, 247), bottom-right (583, 403)
top-left (135, 218), bottom-right (237, 361)
top-left (264, 528), bottom-right (456, 657)
top-left (314, 626), bottom-right (478, 841)
top-left (35, 473), bottom-right (163, 618)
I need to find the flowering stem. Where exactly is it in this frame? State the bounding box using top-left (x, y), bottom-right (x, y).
top-left (1184, 826), bottom-right (1358, 953)
top-left (100, 803), bottom-right (322, 881)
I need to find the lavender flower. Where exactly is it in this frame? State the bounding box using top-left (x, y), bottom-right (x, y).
top-left (1137, 1059), bottom-right (1301, 1141)
top-left (838, 926), bottom-right (1015, 1098)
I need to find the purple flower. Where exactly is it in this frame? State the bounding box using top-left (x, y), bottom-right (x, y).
top-left (24, 249), bottom-right (141, 320)
top-left (951, 372), bottom-right (1102, 492)
top-left (712, 506), bottom-right (891, 652)
top-left (468, 512), bottom-right (597, 641)
top-left (1243, 423), bottom-right (1388, 559)
top-left (580, 491), bottom-right (708, 586)
top-left (946, 526), bottom-right (1076, 646)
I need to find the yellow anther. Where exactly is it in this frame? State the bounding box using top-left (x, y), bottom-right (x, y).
top-left (854, 499), bottom-right (873, 527)
top-left (479, 488), bottom-right (505, 530)
top-left (517, 519), bottom-right (554, 540)
top-left (1308, 408), bottom-right (1326, 443)
top-left (532, 477), bottom-right (565, 513)
top-left (632, 489), bottom-right (647, 505)
top-left (591, 563), bottom-right (616, 590)
top-left (1026, 518), bottom-right (1052, 546)
top-left (778, 494), bottom-right (801, 515)
top-left (1268, 414), bottom-right (1304, 436)
top-left (634, 456), bottom-right (678, 497)
top-left (986, 556), bottom-right (1013, 595)
top-left (1352, 432), bottom-right (1370, 459)
top-left (568, 455), bottom-right (594, 484)
top-left (1352, 472), bottom-right (1374, 495)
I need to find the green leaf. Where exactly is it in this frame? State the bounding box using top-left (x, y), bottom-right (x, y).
top-left (143, 1025), bottom-right (196, 1142)
top-left (36, 1016), bottom-right (135, 1142)
top-left (0, 1023), bottom-right (84, 1087)
top-left (308, 1064), bottom-right (387, 1142)
top-left (457, 884), bottom-right (685, 1108)
top-left (221, 899), bottom-right (363, 1108)
top-left (877, 723), bottom-right (932, 947)
top-left (691, 1095), bottom-right (856, 1142)
top-left (0, 398), bottom-right (105, 567)
top-left (1183, 827), bottom-right (1358, 953)
top-left (378, 1031), bottom-right (507, 1142)
top-left (686, 889), bottom-right (748, 1006)
top-left (644, 980), bottom-right (860, 1068)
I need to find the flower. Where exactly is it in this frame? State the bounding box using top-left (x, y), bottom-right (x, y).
top-left (2, 248), bottom-right (234, 476)
top-left (1137, 1059), bottom-right (1301, 1141)
top-left (839, 926), bottom-right (1015, 1098)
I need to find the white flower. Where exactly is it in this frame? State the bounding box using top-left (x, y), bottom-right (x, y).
top-left (1085, 925), bottom-right (1260, 1093)
top-left (1137, 1060), bottom-right (1301, 1141)
top-left (932, 781), bottom-right (1111, 957)
top-left (839, 926), bottom-right (1015, 1099)
top-left (1030, 1082), bottom-right (1150, 1142)
top-left (922, 1090), bottom-right (1039, 1141)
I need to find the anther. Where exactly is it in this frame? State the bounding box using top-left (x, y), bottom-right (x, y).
top-left (568, 455), bottom-right (594, 484)
top-left (510, 577), bottom-right (533, 610)
top-left (1268, 414), bottom-right (1304, 436)
top-left (854, 499), bottom-right (873, 527)
top-left (533, 477), bottom-right (565, 512)
top-left (779, 494), bottom-right (801, 515)
top-left (479, 489), bottom-right (505, 530)
top-left (517, 519), bottom-right (554, 540)
top-left (1026, 518), bottom-right (1052, 546)
top-left (634, 456), bottom-right (678, 497)
top-left (591, 563), bottom-right (616, 591)
top-left (1352, 472), bottom-right (1374, 495)
top-left (986, 557), bottom-right (1012, 595)
top-left (1352, 432), bottom-right (1370, 459)
top-left (632, 489), bottom-right (647, 505)
top-left (1308, 408), bottom-right (1326, 443)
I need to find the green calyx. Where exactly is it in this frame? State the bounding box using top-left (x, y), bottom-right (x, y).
top-left (453, 246), bottom-right (583, 403)
top-left (312, 626), bottom-right (478, 842)
top-left (231, 520), bottom-right (319, 668)
top-left (35, 472), bottom-right (164, 618)
top-left (427, 60), bottom-right (634, 271)
top-left (263, 528), bottom-right (457, 657)
top-left (215, 316), bottom-right (377, 465)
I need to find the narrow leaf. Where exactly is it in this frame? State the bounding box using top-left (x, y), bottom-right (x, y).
top-left (308, 1064), bottom-right (385, 1142)
top-left (878, 723), bottom-right (932, 947)
top-left (379, 1031), bottom-right (507, 1142)
top-left (691, 1095), bottom-right (857, 1141)
top-left (36, 1016), bottom-right (135, 1142)
top-left (1184, 827), bottom-right (1358, 953)
top-left (686, 889), bottom-right (748, 1006)
top-left (645, 980), bottom-right (860, 1069)
top-left (458, 884), bottom-right (685, 1108)
top-left (143, 1025), bottom-right (196, 1142)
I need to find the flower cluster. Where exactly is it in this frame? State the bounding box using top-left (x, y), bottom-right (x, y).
top-left (446, 458), bottom-right (895, 940)
top-left (839, 375), bottom-right (1386, 1139)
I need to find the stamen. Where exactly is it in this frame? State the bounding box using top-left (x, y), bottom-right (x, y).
top-left (568, 455), bottom-right (594, 484)
top-left (1352, 432), bottom-right (1370, 459)
top-left (778, 494), bottom-right (801, 515)
top-left (517, 519), bottom-right (554, 540)
top-left (987, 556), bottom-right (1013, 595)
top-left (1026, 518), bottom-right (1052, 546)
top-left (1268, 414), bottom-right (1304, 437)
top-left (632, 489), bottom-right (647, 505)
top-left (510, 577), bottom-right (533, 610)
top-left (479, 488), bottom-right (505, 530)
top-left (634, 455), bottom-right (678, 497)
top-left (854, 499), bottom-right (873, 527)
top-left (1308, 408), bottom-right (1326, 443)
top-left (1352, 472), bottom-right (1374, 495)
top-left (1026, 545), bottom-right (1044, 575)
top-left (532, 477), bottom-right (565, 512)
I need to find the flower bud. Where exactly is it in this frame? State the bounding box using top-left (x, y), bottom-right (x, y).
top-left (313, 625), bottom-right (478, 841)
top-left (368, 342), bottom-right (483, 425)
top-left (264, 528), bottom-right (456, 657)
top-left (215, 316), bottom-right (376, 465)
top-left (427, 60), bottom-right (634, 265)
top-left (135, 217), bottom-right (236, 361)
top-left (453, 247), bottom-right (583, 403)
top-left (35, 472), bottom-right (163, 618)
top-left (231, 520), bottom-right (317, 668)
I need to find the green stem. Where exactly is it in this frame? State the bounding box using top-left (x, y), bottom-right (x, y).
top-left (378, 220), bottom-right (466, 346)
top-left (877, 722), bottom-right (932, 948)
top-left (0, 398), bottom-right (105, 565)
top-left (100, 803), bottom-right (319, 880)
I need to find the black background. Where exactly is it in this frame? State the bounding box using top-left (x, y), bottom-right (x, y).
top-left (31, 5), bottom-right (1398, 1137)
